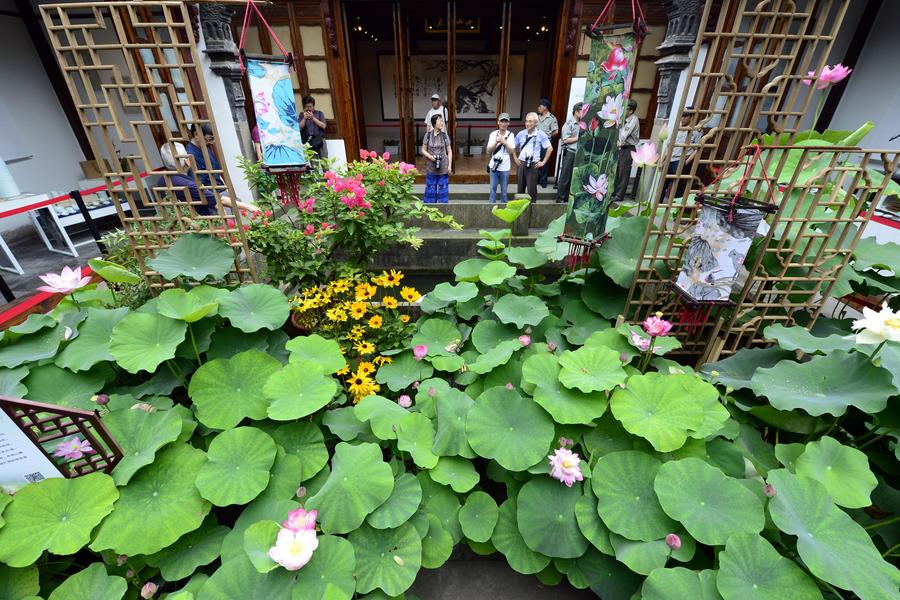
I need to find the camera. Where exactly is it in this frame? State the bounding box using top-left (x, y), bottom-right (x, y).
top-left (491, 155), bottom-right (502, 172)
top-left (434, 156), bottom-right (442, 171)
top-left (525, 157), bottom-right (533, 169)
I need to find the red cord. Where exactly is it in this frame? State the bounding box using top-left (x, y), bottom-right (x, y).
top-left (589, 0), bottom-right (647, 38)
top-left (237, 0), bottom-right (291, 72)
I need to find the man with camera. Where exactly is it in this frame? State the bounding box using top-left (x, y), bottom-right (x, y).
top-left (421, 114), bottom-right (452, 203)
top-left (485, 113), bottom-right (517, 203)
top-left (514, 112), bottom-right (553, 202)
top-left (299, 96), bottom-right (327, 159)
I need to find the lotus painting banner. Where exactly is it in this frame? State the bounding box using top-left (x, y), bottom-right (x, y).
top-left (564, 33), bottom-right (638, 240)
top-left (246, 58), bottom-right (309, 169)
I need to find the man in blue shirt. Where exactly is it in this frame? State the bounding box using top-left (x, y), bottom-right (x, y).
top-left (515, 112), bottom-right (553, 202)
top-left (185, 124), bottom-right (224, 188)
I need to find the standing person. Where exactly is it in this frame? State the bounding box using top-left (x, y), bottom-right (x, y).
top-left (556, 102), bottom-right (582, 204)
top-left (515, 112), bottom-right (553, 202)
top-left (536, 98), bottom-right (559, 188)
top-left (186, 124), bottom-right (224, 188)
top-left (299, 96), bottom-right (327, 159)
top-left (421, 114), bottom-right (452, 204)
top-left (424, 94), bottom-right (448, 134)
top-left (611, 99), bottom-right (640, 204)
top-left (485, 113), bottom-right (517, 204)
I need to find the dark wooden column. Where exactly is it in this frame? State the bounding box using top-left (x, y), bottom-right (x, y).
top-left (497, 1), bottom-right (513, 114)
top-left (446, 1), bottom-right (457, 170)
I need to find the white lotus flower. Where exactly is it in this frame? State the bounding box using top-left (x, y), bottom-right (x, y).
top-left (37, 265), bottom-right (92, 295)
top-left (852, 303), bottom-right (900, 345)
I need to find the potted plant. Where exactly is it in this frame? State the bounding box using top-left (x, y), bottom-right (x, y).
top-left (383, 139), bottom-right (400, 157)
top-left (469, 136), bottom-right (485, 156)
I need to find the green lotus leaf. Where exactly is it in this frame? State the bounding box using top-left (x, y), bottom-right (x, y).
top-left (253, 446), bottom-right (301, 501)
top-left (471, 320), bottom-right (520, 353)
top-left (421, 513), bottom-right (454, 569)
top-left (716, 533), bottom-right (821, 600)
top-left (261, 422), bottom-right (327, 481)
top-left (0, 366), bottom-right (28, 397)
top-left (197, 552), bottom-right (294, 600)
top-left (218, 284), bottom-right (290, 333)
top-left (87, 258), bottom-right (140, 286)
top-left (91, 444), bottom-right (210, 556)
top-left (459, 491), bottom-right (499, 543)
top-left (492, 499), bottom-right (551, 574)
top-left (479, 261), bottom-right (517, 286)
top-left (706, 439), bottom-right (745, 478)
top-left (431, 281), bottom-right (479, 303)
top-left (762, 324), bottom-right (854, 354)
top-left (103, 406), bottom-right (183, 485)
top-left (750, 351), bottom-right (893, 416)
top-left (109, 312), bottom-right (187, 374)
top-left (322, 406), bottom-right (373, 442)
top-left (8, 313), bottom-right (57, 335)
top-left (609, 533), bottom-right (668, 575)
top-left (195, 427), bottom-right (277, 506)
top-left (155, 288), bottom-right (216, 323)
top-left (517, 478), bottom-right (589, 559)
top-left (591, 451), bottom-right (676, 542)
top-left (642, 568), bottom-right (720, 600)
top-left (22, 363), bottom-right (105, 409)
top-left (577, 546), bottom-right (644, 600)
top-left (411, 319), bottom-right (461, 358)
top-left (189, 349), bottom-right (282, 429)
top-left (349, 523), bottom-right (422, 596)
top-left (467, 339), bottom-right (520, 375)
top-left (557, 346), bottom-right (626, 393)
top-left (430, 354), bottom-right (466, 372)
top-left (0, 325), bottom-right (64, 368)
top-left (147, 233), bottom-right (235, 281)
top-left (429, 456), bottom-right (479, 493)
top-left (689, 393), bottom-right (732, 440)
top-left (466, 386), bottom-right (555, 471)
top-left (699, 346), bottom-right (794, 391)
top-left (206, 326), bottom-right (269, 361)
top-left (367, 473), bottom-right (422, 530)
top-left (432, 388), bottom-right (475, 458)
top-left (218, 497), bottom-right (299, 564)
top-left (581, 272), bottom-right (627, 319)
top-left (413, 377), bottom-right (449, 418)
top-left (354, 395), bottom-right (409, 441)
top-left (0, 473), bottom-right (117, 567)
top-left (284, 334), bottom-right (344, 373)
top-left (654, 458), bottom-right (763, 546)
top-left (454, 258), bottom-right (491, 282)
top-left (417, 473), bottom-right (462, 543)
top-left (293, 534), bottom-right (357, 599)
top-left (47, 563), bottom-right (125, 600)
top-left (492, 197), bottom-right (530, 223)
top-left (0, 564), bottom-right (39, 600)
top-left (145, 520), bottom-right (229, 582)
top-left (492, 294), bottom-right (549, 328)
top-left (54, 307), bottom-right (128, 371)
top-left (853, 236), bottom-right (900, 273)
top-left (610, 373), bottom-right (707, 452)
top-left (520, 351), bottom-right (558, 394)
top-left (596, 216), bottom-right (649, 286)
top-left (264, 360), bottom-right (338, 421)
top-left (794, 436), bottom-right (877, 509)
top-left (574, 487), bottom-right (613, 554)
top-left (505, 246), bottom-right (548, 269)
top-left (774, 442), bottom-right (805, 472)
top-left (561, 300), bottom-right (613, 346)
top-left (376, 351), bottom-right (434, 392)
top-left (242, 520), bottom-right (281, 573)
top-left (306, 442), bottom-right (394, 534)
top-left (397, 412), bottom-right (439, 469)
top-left (0, 492), bottom-right (10, 529)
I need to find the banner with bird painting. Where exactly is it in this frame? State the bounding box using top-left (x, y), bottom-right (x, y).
top-left (246, 58), bottom-right (309, 169)
top-left (564, 32), bottom-right (638, 242)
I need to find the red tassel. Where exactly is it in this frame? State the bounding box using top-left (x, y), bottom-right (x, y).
top-left (677, 303), bottom-right (711, 334)
top-left (275, 172), bottom-right (302, 208)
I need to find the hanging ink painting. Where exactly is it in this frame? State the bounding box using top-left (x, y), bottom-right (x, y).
top-left (246, 58), bottom-right (309, 169)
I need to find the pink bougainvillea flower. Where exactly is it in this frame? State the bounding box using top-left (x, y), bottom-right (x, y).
top-left (304, 224), bottom-right (316, 235)
top-left (600, 44), bottom-right (629, 77)
top-left (283, 507), bottom-right (317, 532)
top-left (268, 527), bottom-right (319, 571)
top-left (140, 582), bottom-right (158, 599)
top-left (359, 148), bottom-right (369, 160)
top-left (665, 533), bottom-right (681, 550)
top-left (377, 180), bottom-right (386, 187)
top-left (630, 331), bottom-right (651, 352)
top-left (583, 174), bottom-right (609, 202)
top-left (53, 437), bottom-right (94, 460)
top-left (382, 151), bottom-right (391, 160)
top-left (802, 63), bottom-right (852, 90)
top-left (518, 334), bottom-right (532, 347)
top-left (548, 447), bottom-right (584, 488)
top-left (642, 313), bottom-right (673, 337)
top-left (368, 151), bottom-right (378, 159)
top-left (413, 345), bottom-right (428, 360)
top-left (598, 93), bottom-right (624, 128)
top-left (398, 394), bottom-right (412, 408)
top-left (630, 143), bottom-right (659, 167)
top-left (37, 265), bottom-right (92, 295)
top-left (398, 162), bottom-right (417, 175)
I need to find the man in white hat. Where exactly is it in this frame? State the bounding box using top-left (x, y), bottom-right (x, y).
top-left (424, 93), bottom-right (448, 133)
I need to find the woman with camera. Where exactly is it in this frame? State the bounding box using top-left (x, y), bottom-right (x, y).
top-left (421, 114), bottom-right (452, 204)
top-left (486, 112), bottom-right (517, 203)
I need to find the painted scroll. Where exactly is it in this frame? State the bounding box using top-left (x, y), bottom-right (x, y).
top-left (246, 58), bottom-right (309, 169)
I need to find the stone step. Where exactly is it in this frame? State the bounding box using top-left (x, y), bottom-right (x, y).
top-left (412, 183), bottom-right (559, 202)
top-left (409, 201), bottom-right (567, 231)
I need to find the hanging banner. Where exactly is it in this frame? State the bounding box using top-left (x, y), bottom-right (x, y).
top-left (246, 58), bottom-right (309, 169)
top-left (564, 32), bottom-right (638, 240)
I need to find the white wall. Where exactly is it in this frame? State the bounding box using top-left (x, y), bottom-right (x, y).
top-left (0, 1), bottom-right (85, 231)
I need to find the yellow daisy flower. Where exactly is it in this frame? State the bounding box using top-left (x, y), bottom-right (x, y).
top-left (368, 315), bottom-right (383, 329)
top-left (373, 355), bottom-right (393, 366)
top-left (336, 363), bottom-right (350, 376)
top-left (348, 325), bottom-right (366, 341)
top-left (400, 314), bottom-right (410, 324)
top-left (357, 361), bottom-right (376, 376)
top-left (382, 296), bottom-right (399, 309)
top-left (354, 341), bottom-right (376, 356)
top-left (326, 307), bottom-right (348, 322)
top-left (355, 283), bottom-right (377, 301)
top-left (347, 373), bottom-right (376, 399)
top-left (371, 275), bottom-right (388, 287)
top-left (330, 279), bottom-right (351, 294)
top-left (381, 269), bottom-right (404, 287)
top-left (349, 302), bottom-right (367, 320)
top-left (400, 286), bottom-right (421, 303)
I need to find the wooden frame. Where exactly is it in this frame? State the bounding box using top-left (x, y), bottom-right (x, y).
top-left (40, 1), bottom-right (256, 291)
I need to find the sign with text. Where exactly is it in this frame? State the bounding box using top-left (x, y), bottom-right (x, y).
top-left (0, 409), bottom-right (62, 493)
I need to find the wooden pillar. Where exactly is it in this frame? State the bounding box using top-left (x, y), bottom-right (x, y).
top-left (446, 1), bottom-right (457, 169)
top-left (497, 1), bottom-right (513, 114)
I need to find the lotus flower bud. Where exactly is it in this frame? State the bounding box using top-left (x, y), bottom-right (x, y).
top-left (116, 555), bottom-right (128, 566)
top-left (398, 395), bottom-right (412, 408)
top-left (140, 582), bottom-right (158, 599)
top-left (665, 533), bottom-right (681, 550)
top-left (505, 382), bottom-right (514, 391)
top-left (427, 387), bottom-right (436, 397)
top-left (547, 341), bottom-right (558, 352)
top-left (295, 486), bottom-right (307, 498)
top-left (764, 484), bottom-right (776, 498)
top-left (619, 352), bottom-right (630, 363)
top-left (92, 394), bottom-right (110, 406)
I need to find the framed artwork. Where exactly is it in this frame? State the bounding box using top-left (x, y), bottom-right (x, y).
top-left (377, 54), bottom-right (525, 121)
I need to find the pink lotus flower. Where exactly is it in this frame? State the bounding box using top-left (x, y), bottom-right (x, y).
top-left (140, 582), bottom-right (158, 599)
top-left (802, 63), bottom-right (852, 90)
top-left (53, 437), bottom-right (94, 460)
top-left (268, 527), bottom-right (318, 571)
top-left (518, 334), bottom-right (531, 347)
top-left (398, 394), bottom-right (412, 408)
top-left (583, 174), bottom-right (609, 202)
top-left (630, 143), bottom-right (659, 167)
top-left (665, 533), bottom-right (681, 550)
top-left (630, 331), bottom-right (651, 352)
top-left (382, 151), bottom-right (391, 160)
top-left (642, 314), bottom-right (673, 337)
top-left (413, 345), bottom-right (428, 360)
top-left (548, 447), bottom-right (584, 487)
top-left (578, 102), bottom-right (592, 130)
top-left (600, 44), bottom-right (629, 78)
top-left (412, 380), bottom-right (420, 390)
top-left (37, 265), bottom-right (92, 295)
top-left (283, 507), bottom-right (317, 532)
top-left (377, 180), bottom-right (385, 187)
top-left (598, 93), bottom-right (624, 128)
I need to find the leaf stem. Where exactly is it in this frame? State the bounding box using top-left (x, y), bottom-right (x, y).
top-left (868, 340), bottom-right (887, 363)
top-left (881, 540), bottom-right (900, 558)
top-left (856, 434), bottom-right (886, 451)
top-left (188, 323), bottom-right (203, 365)
top-left (166, 359), bottom-right (188, 388)
top-left (864, 515), bottom-right (900, 530)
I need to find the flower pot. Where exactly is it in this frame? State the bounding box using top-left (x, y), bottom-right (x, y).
top-left (285, 311), bottom-right (312, 338)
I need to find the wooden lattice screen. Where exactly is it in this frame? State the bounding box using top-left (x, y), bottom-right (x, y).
top-left (40, 1), bottom-right (255, 289)
top-left (622, 0), bottom-right (897, 362)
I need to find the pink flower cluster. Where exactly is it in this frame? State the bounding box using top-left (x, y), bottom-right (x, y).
top-left (802, 63), bottom-right (852, 90)
top-left (642, 313), bottom-right (673, 337)
top-left (268, 508), bottom-right (319, 571)
top-left (398, 162), bottom-right (417, 175)
top-left (325, 171), bottom-right (371, 211)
